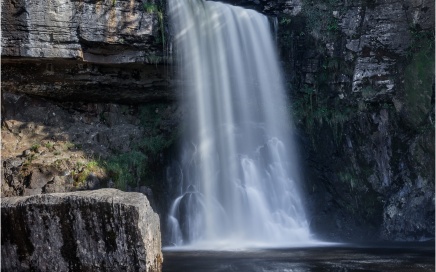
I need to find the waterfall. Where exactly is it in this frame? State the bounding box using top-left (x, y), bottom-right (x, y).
top-left (167, 0), bottom-right (313, 249)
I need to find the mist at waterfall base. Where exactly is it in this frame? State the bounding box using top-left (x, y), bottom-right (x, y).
top-left (165, 0), bottom-right (323, 250)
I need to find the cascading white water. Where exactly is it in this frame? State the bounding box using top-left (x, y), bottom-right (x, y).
top-left (167, 0), bottom-right (313, 248)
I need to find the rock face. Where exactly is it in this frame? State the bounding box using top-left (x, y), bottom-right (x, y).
top-left (1, 91), bottom-right (179, 207)
top-left (1, 58), bottom-right (174, 104)
top-left (1, 189), bottom-right (163, 272)
top-left (1, 0), bottom-right (173, 103)
top-left (274, 0), bottom-right (435, 241)
top-left (215, 0), bottom-right (303, 15)
top-left (1, 0), bottom-right (165, 63)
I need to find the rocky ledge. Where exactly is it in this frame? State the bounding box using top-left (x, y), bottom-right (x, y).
top-left (1, 189), bottom-right (163, 272)
top-left (1, 0), bottom-right (174, 103)
top-left (1, 0), bottom-right (165, 63)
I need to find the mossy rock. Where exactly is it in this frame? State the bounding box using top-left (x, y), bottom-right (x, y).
top-left (402, 42), bottom-right (435, 128)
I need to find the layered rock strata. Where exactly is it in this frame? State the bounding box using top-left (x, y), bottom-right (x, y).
top-left (1, 0), bottom-right (172, 103)
top-left (1, 0), bottom-right (164, 62)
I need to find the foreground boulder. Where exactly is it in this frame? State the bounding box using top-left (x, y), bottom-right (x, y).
top-left (1, 189), bottom-right (162, 272)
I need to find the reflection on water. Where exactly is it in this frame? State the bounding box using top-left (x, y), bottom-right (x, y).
top-left (163, 243), bottom-right (435, 272)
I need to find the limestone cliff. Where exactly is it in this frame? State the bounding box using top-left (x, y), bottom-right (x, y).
top-left (1, 0), bottom-right (165, 62)
top-left (1, 0), bottom-right (177, 198)
top-left (1, 0), bottom-right (173, 103)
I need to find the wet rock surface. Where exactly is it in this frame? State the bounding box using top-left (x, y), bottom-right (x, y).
top-left (1, 188), bottom-right (163, 272)
top-left (214, 0), bottom-right (303, 15)
top-left (274, 0), bottom-right (434, 241)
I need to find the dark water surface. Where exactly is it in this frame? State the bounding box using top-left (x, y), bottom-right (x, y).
top-left (163, 243), bottom-right (435, 272)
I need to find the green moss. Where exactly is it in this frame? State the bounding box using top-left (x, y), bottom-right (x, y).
top-left (143, 1), bottom-right (166, 49)
top-left (65, 141), bottom-right (78, 150)
top-left (102, 151), bottom-right (147, 190)
top-left (139, 135), bottom-right (169, 155)
top-left (100, 134), bottom-right (176, 191)
top-left (44, 142), bottom-right (54, 150)
top-left (338, 170), bottom-right (357, 191)
top-left (85, 161), bottom-right (99, 171)
top-left (280, 17), bottom-right (292, 25)
top-left (143, 2), bottom-right (159, 13)
top-left (361, 86), bottom-right (377, 99)
top-left (93, 102), bottom-right (180, 191)
top-left (326, 18), bottom-right (340, 32)
top-left (301, 0), bottom-right (341, 41)
top-left (30, 144), bottom-right (40, 152)
top-left (403, 47), bottom-right (434, 127)
top-left (291, 87), bottom-right (355, 146)
top-left (73, 160), bottom-right (102, 187)
top-left (337, 166), bottom-right (383, 225)
top-left (139, 103), bottom-right (164, 131)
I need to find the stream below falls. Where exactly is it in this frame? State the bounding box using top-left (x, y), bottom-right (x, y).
top-left (162, 243), bottom-right (435, 272)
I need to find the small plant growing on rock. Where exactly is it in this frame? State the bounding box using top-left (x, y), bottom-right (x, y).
top-left (143, 1), bottom-right (165, 49)
top-left (44, 142), bottom-right (55, 151)
top-left (72, 160), bottom-right (102, 187)
top-left (103, 151), bottom-right (147, 190)
top-left (30, 144), bottom-right (41, 153)
top-left (339, 171), bottom-right (357, 192)
top-left (65, 141), bottom-right (77, 150)
top-left (143, 2), bottom-right (158, 13)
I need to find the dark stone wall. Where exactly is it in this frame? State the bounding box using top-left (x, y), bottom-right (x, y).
top-left (1, 59), bottom-right (175, 104)
top-left (274, 0), bottom-right (435, 241)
